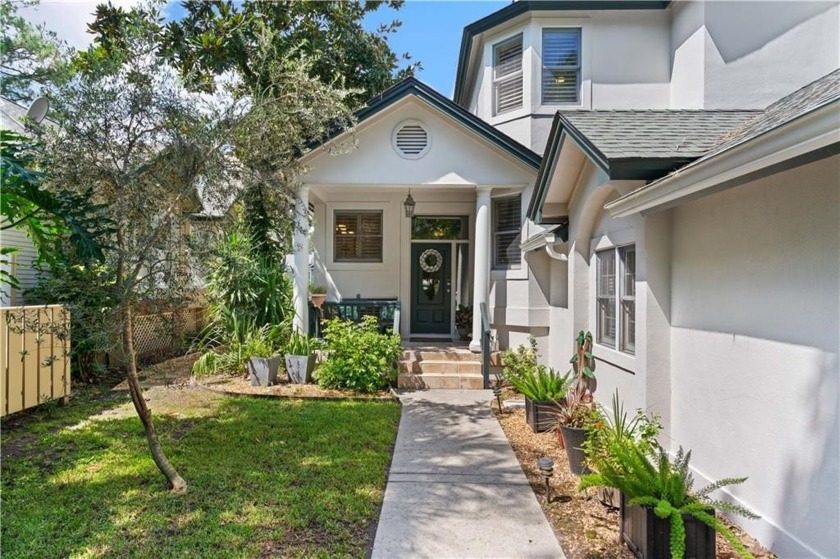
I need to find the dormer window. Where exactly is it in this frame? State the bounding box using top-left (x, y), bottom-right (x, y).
top-left (493, 34), bottom-right (523, 115)
top-left (542, 28), bottom-right (581, 104)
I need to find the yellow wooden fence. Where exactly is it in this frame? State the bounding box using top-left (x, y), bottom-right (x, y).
top-left (1, 305), bottom-right (70, 417)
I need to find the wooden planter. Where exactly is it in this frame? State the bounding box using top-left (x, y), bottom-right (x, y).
top-left (620, 493), bottom-right (715, 559)
top-left (525, 398), bottom-right (563, 432)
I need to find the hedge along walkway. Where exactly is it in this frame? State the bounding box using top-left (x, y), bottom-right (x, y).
top-left (372, 389), bottom-right (566, 559)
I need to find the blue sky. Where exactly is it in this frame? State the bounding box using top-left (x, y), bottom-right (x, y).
top-left (363, 2), bottom-right (508, 97)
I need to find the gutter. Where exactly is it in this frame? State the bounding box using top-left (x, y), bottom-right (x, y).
top-left (605, 100), bottom-right (840, 217)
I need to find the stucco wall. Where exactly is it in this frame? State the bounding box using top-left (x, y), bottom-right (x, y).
top-left (669, 156), bottom-right (840, 557)
top-left (670, 1), bottom-right (840, 109)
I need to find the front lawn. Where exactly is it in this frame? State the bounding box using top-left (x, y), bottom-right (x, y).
top-left (1, 388), bottom-right (400, 558)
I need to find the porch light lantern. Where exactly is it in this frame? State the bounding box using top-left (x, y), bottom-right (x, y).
top-left (404, 190), bottom-right (416, 217)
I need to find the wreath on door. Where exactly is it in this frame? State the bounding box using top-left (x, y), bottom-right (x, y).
top-left (419, 248), bottom-right (443, 273)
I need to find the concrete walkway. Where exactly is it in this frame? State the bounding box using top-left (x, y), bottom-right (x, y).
top-left (371, 390), bottom-right (566, 559)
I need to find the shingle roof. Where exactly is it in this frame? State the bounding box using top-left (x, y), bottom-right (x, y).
top-left (560, 110), bottom-right (759, 159)
top-left (692, 68), bottom-right (840, 164)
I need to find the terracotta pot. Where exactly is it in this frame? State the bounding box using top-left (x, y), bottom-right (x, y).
top-left (309, 294), bottom-right (327, 308)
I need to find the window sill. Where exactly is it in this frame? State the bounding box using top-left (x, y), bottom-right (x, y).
top-left (593, 343), bottom-right (635, 374)
top-left (491, 267), bottom-right (528, 281)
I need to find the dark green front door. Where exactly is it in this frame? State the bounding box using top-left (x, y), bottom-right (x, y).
top-left (411, 243), bottom-right (451, 334)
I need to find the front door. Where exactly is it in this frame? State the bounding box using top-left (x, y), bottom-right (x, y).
top-left (411, 243), bottom-right (451, 334)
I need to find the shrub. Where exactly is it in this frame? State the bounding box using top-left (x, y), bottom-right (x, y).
top-left (501, 336), bottom-right (539, 387)
top-left (509, 366), bottom-right (570, 401)
top-left (580, 433), bottom-right (759, 559)
top-left (316, 316), bottom-right (401, 393)
top-left (192, 322), bottom-right (278, 378)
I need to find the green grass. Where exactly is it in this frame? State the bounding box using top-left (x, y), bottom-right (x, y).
top-left (1, 393), bottom-right (401, 558)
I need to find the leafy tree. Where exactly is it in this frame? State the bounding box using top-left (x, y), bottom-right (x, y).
top-left (0, 0), bottom-right (71, 102)
top-left (155, 0), bottom-right (418, 107)
top-left (46, 4), bottom-right (355, 492)
top-left (0, 130), bottom-right (111, 293)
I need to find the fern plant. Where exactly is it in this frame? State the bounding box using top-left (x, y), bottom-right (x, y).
top-left (580, 438), bottom-right (759, 559)
top-left (509, 366), bottom-right (570, 401)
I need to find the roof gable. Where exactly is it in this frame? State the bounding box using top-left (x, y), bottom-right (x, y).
top-left (307, 77), bottom-right (540, 171)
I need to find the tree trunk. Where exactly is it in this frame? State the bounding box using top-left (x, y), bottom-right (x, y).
top-left (121, 303), bottom-right (188, 493)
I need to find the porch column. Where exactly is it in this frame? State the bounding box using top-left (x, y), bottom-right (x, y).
top-left (470, 186), bottom-right (492, 352)
top-left (292, 185), bottom-right (310, 334)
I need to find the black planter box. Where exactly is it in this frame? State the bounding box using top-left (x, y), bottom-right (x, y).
top-left (620, 493), bottom-right (715, 559)
top-left (525, 398), bottom-right (563, 432)
top-left (558, 424), bottom-right (591, 475)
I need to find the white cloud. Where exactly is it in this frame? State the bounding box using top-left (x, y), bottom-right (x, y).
top-left (21, 0), bottom-right (147, 50)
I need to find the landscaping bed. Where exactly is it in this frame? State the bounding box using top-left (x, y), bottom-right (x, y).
top-left (2, 357), bottom-right (401, 558)
top-left (199, 373), bottom-right (396, 401)
top-left (491, 400), bottom-right (775, 559)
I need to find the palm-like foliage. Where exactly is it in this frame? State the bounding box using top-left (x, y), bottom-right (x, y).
top-left (509, 366), bottom-right (570, 401)
top-left (580, 439), bottom-right (758, 559)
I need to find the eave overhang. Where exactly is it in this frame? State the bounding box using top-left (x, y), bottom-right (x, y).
top-left (605, 99), bottom-right (840, 218)
top-left (453, 1), bottom-right (671, 107)
top-left (526, 112), bottom-right (692, 223)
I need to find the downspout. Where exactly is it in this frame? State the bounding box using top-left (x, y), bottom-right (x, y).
top-left (543, 233), bottom-right (568, 261)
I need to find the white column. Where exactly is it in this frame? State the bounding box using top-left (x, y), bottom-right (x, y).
top-left (292, 185), bottom-right (310, 334)
top-left (470, 186), bottom-right (492, 352)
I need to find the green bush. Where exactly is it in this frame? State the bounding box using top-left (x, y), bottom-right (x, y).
top-left (316, 316), bottom-right (401, 393)
top-left (501, 336), bottom-right (539, 387)
top-left (509, 366), bottom-right (570, 401)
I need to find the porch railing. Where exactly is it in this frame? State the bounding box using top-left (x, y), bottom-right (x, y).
top-left (480, 302), bottom-right (491, 389)
top-left (309, 299), bottom-right (401, 337)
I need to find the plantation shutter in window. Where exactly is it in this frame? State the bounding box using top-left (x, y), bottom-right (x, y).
top-left (493, 35), bottom-right (523, 114)
top-left (542, 29), bottom-right (581, 104)
top-left (597, 249), bottom-right (616, 348)
top-left (493, 195), bottom-right (522, 269)
top-left (334, 211), bottom-right (383, 262)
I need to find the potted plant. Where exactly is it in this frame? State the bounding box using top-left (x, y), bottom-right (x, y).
top-left (509, 365), bottom-right (571, 432)
top-left (309, 282), bottom-right (327, 308)
top-left (455, 304), bottom-right (472, 341)
top-left (556, 330), bottom-right (599, 475)
top-left (582, 390), bottom-right (662, 509)
top-left (285, 332), bottom-right (317, 384)
top-left (580, 436), bottom-right (759, 559)
top-left (243, 328), bottom-right (282, 387)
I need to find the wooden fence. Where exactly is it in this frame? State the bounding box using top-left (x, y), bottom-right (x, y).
top-left (1, 305), bottom-right (70, 417)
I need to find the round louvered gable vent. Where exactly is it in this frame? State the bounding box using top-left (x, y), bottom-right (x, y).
top-left (393, 120), bottom-right (430, 159)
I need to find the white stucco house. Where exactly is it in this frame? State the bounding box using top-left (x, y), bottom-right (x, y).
top-left (291, 1), bottom-right (839, 556)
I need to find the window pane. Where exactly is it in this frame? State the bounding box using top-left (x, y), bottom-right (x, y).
top-left (493, 196), bottom-right (521, 269)
top-left (619, 245), bottom-right (636, 353)
top-left (412, 217), bottom-right (467, 240)
top-left (494, 35), bottom-right (523, 114)
top-left (542, 70), bottom-right (580, 104)
top-left (334, 211), bottom-right (383, 262)
top-left (596, 249), bottom-right (617, 348)
top-left (542, 28), bottom-right (581, 104)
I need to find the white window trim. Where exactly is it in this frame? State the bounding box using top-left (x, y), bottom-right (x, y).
top-left (490, 192), bottom-right (528, 280)
top-left (541, 27), bottom-right (582, 105)
top-left (589, 232), bottom-right (636, 372)
top-left (492, 34), bottom-right (524, 116)
top-left (327, 202), bottom-right (389, 272)
top-left (533, 18), bottom-right (590, 111)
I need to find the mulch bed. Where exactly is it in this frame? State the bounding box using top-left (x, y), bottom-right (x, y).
top-left (491, 398), bottom-right (776, 559)
top-left (197, 373), bottom-right (397, 401)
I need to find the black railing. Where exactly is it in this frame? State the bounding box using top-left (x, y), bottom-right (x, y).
top-left (309, 298), bottom-right (401, 338)
top-left (480, 301), bottom-right (491, 389)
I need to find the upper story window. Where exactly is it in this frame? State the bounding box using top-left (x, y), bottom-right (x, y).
top-left (493, 34), bottom-right (523, 115)
top-left (596, 245), bottom-right (635, 354)
top-left (492, 195), bottom-right (522, 270)
top-left (334, 211), bottom-right (383, 263)
top-left (542, 28), bottom-right (581, 104)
